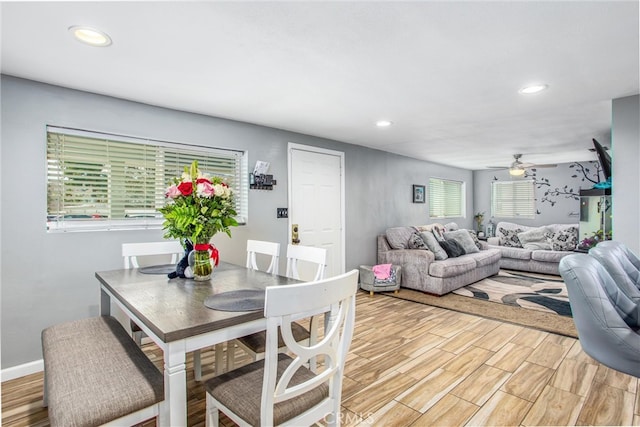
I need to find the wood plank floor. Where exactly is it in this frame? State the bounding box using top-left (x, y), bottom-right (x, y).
top-left (2, 291), bottom-right (639, 426)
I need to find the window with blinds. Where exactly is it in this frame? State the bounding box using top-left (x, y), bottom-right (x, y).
top-left (46, 126), bottom-right (248, 232)
top-left (429, 178), bottom-right (465, 218)
top-left (491, 180), bottom-right (535, 219)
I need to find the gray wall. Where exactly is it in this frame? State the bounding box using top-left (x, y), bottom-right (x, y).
top-left (473, 161), bottom-right (602, 229)
top-left (0, 75), bottom-right (473, 368)
top-left (612, 94), bottom-right (640, 253)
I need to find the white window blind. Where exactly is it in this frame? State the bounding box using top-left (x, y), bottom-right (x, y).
top-left (491, 180), bottom-right (535, 219)
top-left (46, 126), bottom-right (248, 232)
top-left (429, 178), bottom-right (464, 218)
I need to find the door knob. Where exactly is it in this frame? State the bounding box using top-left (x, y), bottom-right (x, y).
top-left (292, 224), bottom-right (300, 245)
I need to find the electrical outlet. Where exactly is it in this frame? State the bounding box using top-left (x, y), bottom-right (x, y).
top-left (277, 208), bottom-right (288, 218)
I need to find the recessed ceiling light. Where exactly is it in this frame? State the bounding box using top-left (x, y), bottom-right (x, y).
top-left (375, 120), bottom-right (393, 127)
top-left (69, 26), bottom-right (112, 47)
top-left (519, 84), bottom-right (548, 94)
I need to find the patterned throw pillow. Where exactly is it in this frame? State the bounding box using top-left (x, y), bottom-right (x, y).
top-left (547, 227), bottom-right (579, 251)
top-left (407, 232), bottom-right (428, 250)
top-left (498, 227), bottom-right (524, 248)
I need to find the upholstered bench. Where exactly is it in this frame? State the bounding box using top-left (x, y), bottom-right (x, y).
top-left (42, 316), bottom-right (164, 427)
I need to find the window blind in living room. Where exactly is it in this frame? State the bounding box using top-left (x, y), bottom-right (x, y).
top-left (46, 126), bottom-right (248, 232)
top-left (491, 180), bottom-right (535, 219)
top-left (429, 177), bottom-right (464, 218)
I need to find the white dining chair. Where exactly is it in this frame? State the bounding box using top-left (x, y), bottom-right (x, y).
top-left (286, 244), bottom-right (327, 281)
top-left (229, 244), bottom-right (327, 372)
top-left (122, 241), bottom-right (208, 381)
top-left (246, 239), bottom-right (281, 275)
top-left (204, 269), bottom-right (359, 427)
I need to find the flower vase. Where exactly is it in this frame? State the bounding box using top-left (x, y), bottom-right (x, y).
top-left (188, 249), bottom-right (213, 281)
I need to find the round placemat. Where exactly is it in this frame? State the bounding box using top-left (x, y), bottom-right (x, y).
top-left (139, 264), bottom-right (176, 275)
top-left (204, 289), bottom-right (265, 312)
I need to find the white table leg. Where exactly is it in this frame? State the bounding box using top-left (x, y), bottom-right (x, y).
top-left (215, 344), bottom-right (225, 375)
top-left (160, 341), bottom-right (187, 426)
top-left (100, 287), bottom-right (111, 316)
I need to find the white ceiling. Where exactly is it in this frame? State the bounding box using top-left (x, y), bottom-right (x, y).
top-left (2, 1), bottom-right (638, 170)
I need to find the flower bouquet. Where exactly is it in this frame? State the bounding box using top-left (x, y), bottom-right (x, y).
top-left (159, 161), bottom-right (238, 280)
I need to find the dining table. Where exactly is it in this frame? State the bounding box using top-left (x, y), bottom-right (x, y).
top-left (96, 261), bottom-right (300, 427)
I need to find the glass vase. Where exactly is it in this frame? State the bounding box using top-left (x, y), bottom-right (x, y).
top-left (188, 249), bottom-right (213, 281)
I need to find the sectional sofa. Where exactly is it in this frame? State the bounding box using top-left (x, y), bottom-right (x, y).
top-left (487, 221), bottom-right (579, 275)
top-left (377, 224), bottom-right (501, 295)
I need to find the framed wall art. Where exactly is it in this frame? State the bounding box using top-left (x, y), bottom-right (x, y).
top-left (413, 184), bottom-right (425, 203)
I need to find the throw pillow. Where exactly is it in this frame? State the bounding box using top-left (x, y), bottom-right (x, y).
top-left (517, 227), bottom-right (552, 250)
top-left (444, 229), bottom-right (480, 254)
top-left (439, 239), bottom-right (466, 258)
top-left (385, 227), bottom-right (415, 250)
top-left (467, 230), bottom-right (483, 250)
top-left (498, 227), bottom-right (523, 248)
top-left (419, 231), bottom-right (448, 260)
top-left (444, 222), bottom-right (459, 231)
top-left (547, 227), bottom-right (579, 251)
top-left (407, 232), bottom-right (428, 250)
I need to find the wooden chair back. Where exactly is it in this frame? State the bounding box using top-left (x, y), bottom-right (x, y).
top-left (246, 240), bottom-right (281, 275)
top-left (122, 241), bottom-right (184, 269)
top-left (285, 244), bottom-right (327, 281)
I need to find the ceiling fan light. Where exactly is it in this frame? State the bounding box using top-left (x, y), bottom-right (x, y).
top-left (509, 167), bottom-right (525, 177)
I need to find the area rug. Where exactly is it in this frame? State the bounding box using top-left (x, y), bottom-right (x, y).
top-left (452, 270), bottom-right (572, 317)
top-left (384, 270), bottom-right (577, 338)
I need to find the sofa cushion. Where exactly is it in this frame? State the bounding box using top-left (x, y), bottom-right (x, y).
top-left (385, 227), bottom-right (415, 249)
top-left (547, 227), bottom-right (578, 251)
top-left (444, 230), bottom-right (480, 254)
top-left (439, 239), bottom-right (466, 258)
top-left (419, 231), bottom-right (448, 260)
top-left (531, 250), bottom-right (570, 263)
top-left (517, 227), bottom-right (552, 250)
top-left (497, 246), bottom-right (533, 260)
top-left (429, 256), bottom-right (477, 278)
top-left (407, 232), bottom-right (429, 250)
top-left (498, 227), bottom-right (524, 248)
top-left (465, 248), bottom-right (502, 267)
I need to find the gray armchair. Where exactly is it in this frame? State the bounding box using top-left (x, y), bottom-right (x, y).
top-left (559, 254), bottom-right (640, 377)
top-left (589, 242), bottom-right (640, 304)
top-left (597, 240), bottom-right (640, 271)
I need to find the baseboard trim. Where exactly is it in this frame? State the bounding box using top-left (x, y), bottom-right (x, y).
top-left (1, 359), bottom-right (44, 382)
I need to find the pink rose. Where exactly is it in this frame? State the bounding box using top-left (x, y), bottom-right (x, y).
top-left (165, 184), bottom-right (181, 198)
top-left (197, 181), bottom-right (215, 197)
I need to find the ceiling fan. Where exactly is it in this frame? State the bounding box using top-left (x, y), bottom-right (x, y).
top-left (488, 154), bottom-right (557, 177)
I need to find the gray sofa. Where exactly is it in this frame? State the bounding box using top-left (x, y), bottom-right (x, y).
top-left (487, 221), bottom-right (578, 275)
top-left (377, 225), bottom-right (501, 295)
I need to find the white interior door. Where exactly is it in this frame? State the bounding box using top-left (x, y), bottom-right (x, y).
top-left (288, 144), bottom-right (345, 279)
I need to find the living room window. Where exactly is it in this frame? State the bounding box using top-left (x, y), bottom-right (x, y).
top-left (46, 126), bottom-right (248, 232)
top-left (491, 180), bottom-right (535, 219)
top-left (429, 177), bottom-right (464, 218)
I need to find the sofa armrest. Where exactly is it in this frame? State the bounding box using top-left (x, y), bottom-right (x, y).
top-left (487, 236), bottom-right (500, 246)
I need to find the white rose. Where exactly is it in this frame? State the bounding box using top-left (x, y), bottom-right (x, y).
top-left (213, 184), bottom-right (225, 197)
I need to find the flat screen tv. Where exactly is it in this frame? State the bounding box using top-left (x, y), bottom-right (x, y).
top-left (592, 138), bottom-right (611, 182)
